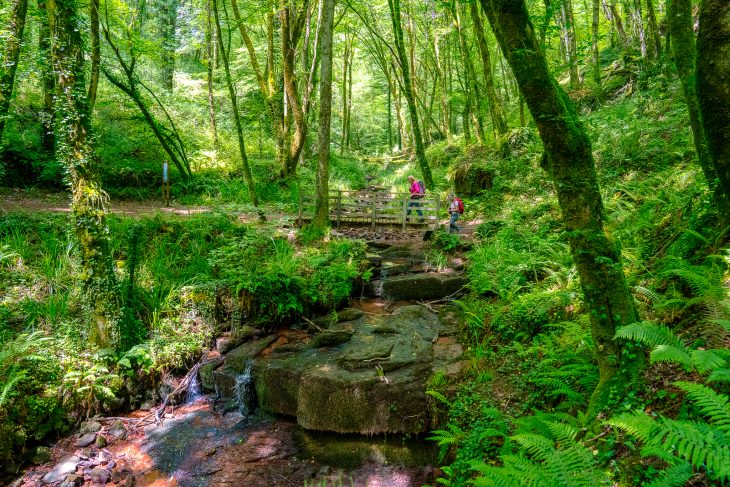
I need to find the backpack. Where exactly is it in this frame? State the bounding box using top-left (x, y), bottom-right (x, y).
top-left (455, 197), bottom-right (464, 214)
top-left (417, 180), bottom-right (426, 197)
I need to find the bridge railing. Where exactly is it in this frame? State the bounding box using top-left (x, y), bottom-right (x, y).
top-left (298, 190), bottom-right (441, 230)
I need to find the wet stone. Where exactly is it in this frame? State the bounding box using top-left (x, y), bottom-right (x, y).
top-left (76, 432), bottom-right (97, 447)
top-left (41, 455), bottom-right (80, 484)
top-left (89, 467), bottom-right (111, 484)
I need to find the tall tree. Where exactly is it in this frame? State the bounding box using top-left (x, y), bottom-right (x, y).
top-left (696, 0), bottom-right (730, 216)
top-left (38, 0), bottom-right (56, 155)
top-left (387, 0), bottom-right (433, 188)
top-left (88, 0), bottom-right (101, 111)
top-left (49, 0), bottom-right (121, 347)
top-left (669, 0), bottom-right (729, 224)
top-left (0, 0), bottom-right (29, 147)
top-left (157, 0), bottom-right (178, 91)
top-left (312, 0), bottom-right (335, 229)
top-left (212, 0), bottom-right (262, 219)
top-left (205, 0), bottom-right (218, 156)
top-left (469, 0), bottom-right (508, 137)
top-left (479, 0), bottom-right (643, 421)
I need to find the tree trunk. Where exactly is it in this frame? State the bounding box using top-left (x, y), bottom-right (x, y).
top-left (592, 0), bottom-right (603, 90)
top-left (159, 0), bottom-right (178, 91)
top-left (559, 0), bottom-right (580, 86)
top-left (387, 0), bottom-right (433, 188)
top-left (49, 0), bottom-right (121, 348)
top-left (696, 0), bottom-right (730, 216)
top-left (88, 0), bottom-right (100, 111)
top-left (280, 0), bottom-right (309, 177)
top-left (0, 0), bottom-right (29, 146)
top-left (212, 0), bottom-right (262, 218)
top-left (340, 36), bottom-right (350, 155)
top-left (455, 2), bottom-right (485, 143)
top-left (38, 0), bottom-right (56, 155)
top-left (230, 0), bottom-right (286, 172)
top-left (205, 0), bottom-right (219, 156)
top-left (645, 0), bottom-right (662, 59)
top-left (480, 0), bottom-right (643, 421)
top-left (669, 0), bottom-right (729, 224)
top-left (609, 1), bottom-right (629, 47)
top-left (470, 1), bottom-right (509, 137)
top-left (312, 0), bottom-right (335, 229)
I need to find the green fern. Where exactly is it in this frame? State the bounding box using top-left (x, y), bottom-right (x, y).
top-left (675, 382), bottom-right (730, 433)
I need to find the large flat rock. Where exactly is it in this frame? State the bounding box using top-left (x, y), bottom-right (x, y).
top-left (214, 305), bottom-right (464, 435)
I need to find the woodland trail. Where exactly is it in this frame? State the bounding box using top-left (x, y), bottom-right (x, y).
top-left (0, 190), bottom-right (478, 238)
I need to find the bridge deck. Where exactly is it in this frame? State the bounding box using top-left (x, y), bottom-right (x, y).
top-left (298, 190), bottom-right (441, 229)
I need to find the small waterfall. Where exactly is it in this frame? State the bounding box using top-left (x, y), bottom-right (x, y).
top-left (185, 365), bottom-right (202, 404)
top-left (234, 361), bottom-right (256, 416)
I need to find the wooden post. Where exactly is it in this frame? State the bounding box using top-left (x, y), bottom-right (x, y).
top-left (337, 190), bottom-right (342, 228)
top-left (402, 193), bottom-right (408, 230)
top-left (371, 193), bottom-right (377, 230)
top-left (435, 196), bottom-right (441, 230)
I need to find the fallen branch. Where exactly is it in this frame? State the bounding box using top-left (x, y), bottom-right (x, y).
top-left (154, 360), bottom-right (203, 424)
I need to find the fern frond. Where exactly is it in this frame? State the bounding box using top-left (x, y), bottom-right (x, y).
top-left (689, 349), bottom-right (727, 373)
top-left (512, 433), bottom-right (555, 461)
top-left (632, 285), bottom-right (663, 305)
top-left (544, 421), bottom-right (579, 444)
top-left (641, 460), bottom-right (693, 487)
top-left (708, 368), bottom-right (730, 383)
top-left (650, 344), bottom-right (693, 367)
top-left (711, 319), bottom-right (730, 332)
top-left (615, 322), bottom-right (687, 351)
top-left (607, 411), bottom-right (657, 444)
top-left (654, 419), bottom-right (730, 478)
top-left (675, 382), bottom-right (730, 432)
top-left (469, 462), bottom-right (520, 487)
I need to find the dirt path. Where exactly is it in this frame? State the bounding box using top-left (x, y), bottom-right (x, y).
top-left (0, 191), bottom-right (478, 238)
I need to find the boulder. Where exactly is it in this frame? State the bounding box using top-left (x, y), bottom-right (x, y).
top-left (41, 455), bottom-right (79, 484)
top-left (107, 420), bottom-right (127, 441)
top-left (199, 357), bottom-right (225, 392)
top-left (380, 273), bottom-right (468, 301)
top-left (225, 335), bottom-right (278, 373)
top-left (215, 326), bottom-right (259, 354)
top-left (79, 420), bottom-right (102, 435)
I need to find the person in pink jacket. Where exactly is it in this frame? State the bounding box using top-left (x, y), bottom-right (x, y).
top-left (407, 175), bottom-right (424, 222)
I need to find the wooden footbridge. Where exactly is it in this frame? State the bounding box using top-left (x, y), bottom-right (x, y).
top-left (298, 190), bottom-right (441, 229)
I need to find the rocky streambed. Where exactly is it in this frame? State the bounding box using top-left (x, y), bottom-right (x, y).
top-left (13, 242), bottom-right (467, 487)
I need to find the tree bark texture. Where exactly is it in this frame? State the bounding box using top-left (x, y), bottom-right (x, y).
top-left (313, 0), bottom-right (335, 229)
top-left (669, 0), bottom-right (729, 224)
top-left (696, 0), bottom-right (730, 216)
top-left (49, 0), bottom-right (121, 347)
top-left (0, 0), bottom-right (29, 146)
top-left (387, 0), bottom-right (433, 188)
top-left (454, 2), bottom-right (485, 143)
top-left (469, 1), bottom-right (509, 137)
top-left (88, 0), bottom-right (101, 111)
top-left (212, 0), bottom-right (261, 216)
top-left (38, 0), bottom-right (56, 155)
top-left (479, 0), bottom-right (642, 421)
top-left (205, 0), bottom-right (219, 155)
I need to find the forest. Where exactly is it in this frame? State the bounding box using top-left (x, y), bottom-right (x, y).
top-left (1, 0), bottom-right (729, 484)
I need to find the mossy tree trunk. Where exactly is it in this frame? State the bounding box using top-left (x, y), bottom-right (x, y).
top-left (696, 0), bottom-right (730, 216)
top-left (470, 1), bottom-right (509, 138)
top-left (479, 0), bottom-right (643, 422)
top-left (49, 0), bottom-right (121, 348)
top-left (88, 0), bottom-right (100, 111)
top-left (454, 2), bottom-right (486, 143)
top-left (312, 0), bottom-right (335, 230)
top-left (38, 0), bottom-right (56, 156)
top-left (0, 0), bottom-right (29, 147)
top-left (212, 0), bottom-right (262, 219)
top-left (387, 0), bottom-right (433, 189)
top-left (669, 0), bottom-right (730, 225)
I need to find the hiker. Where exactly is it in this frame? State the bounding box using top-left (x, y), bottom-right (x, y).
top-left (447, 193), bottom-right (463, 234)
top-left (162, 161), bottom-right (170, 206)
top-left (407, 175), bottom-right (424, 222)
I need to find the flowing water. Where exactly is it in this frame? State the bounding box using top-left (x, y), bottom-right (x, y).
top-left (233, 361), bottom-right (256, 416)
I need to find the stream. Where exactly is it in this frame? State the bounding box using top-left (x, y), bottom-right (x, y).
top-left (14, 242), bottom-right (466, 487)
